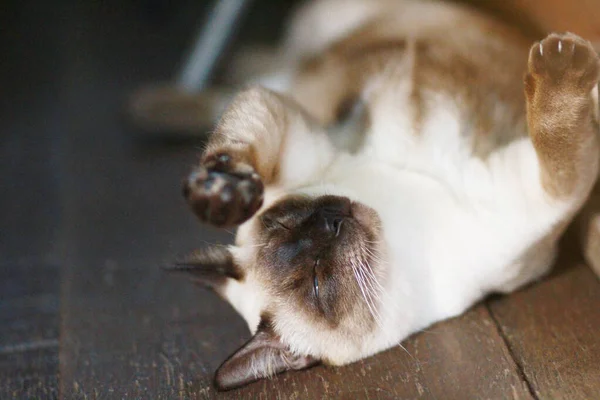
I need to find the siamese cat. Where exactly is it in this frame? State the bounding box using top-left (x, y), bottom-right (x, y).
top-left (164, 0), bottom-right (600, 391)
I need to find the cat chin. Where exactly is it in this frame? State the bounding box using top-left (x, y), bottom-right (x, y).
top-left (275, 302), bottom-right (421, 367)
top-left (219, 273), bottom-right (390, 366)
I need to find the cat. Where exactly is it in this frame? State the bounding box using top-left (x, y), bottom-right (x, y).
top-left (167, 0), bottom-right (600, 391)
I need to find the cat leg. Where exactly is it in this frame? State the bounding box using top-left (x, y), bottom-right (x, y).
top-left (484, 33), bottom-right (599, 291)
top-left (524, 33), bottom-right (600, 201)
top-left (520, 33), bottom-right (600, 281)
top-left (182, 86), bottom-right (337, 227)
top-left (516, 33), bottom-right (600, 282)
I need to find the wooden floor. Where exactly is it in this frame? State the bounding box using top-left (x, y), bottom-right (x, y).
top-left (2, 1), bottom-right (599, 399)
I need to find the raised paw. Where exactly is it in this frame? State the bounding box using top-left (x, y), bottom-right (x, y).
top-left (183, 154), bottom-right (264, 227)
top-left (528, 33), bottom-right (599, 91)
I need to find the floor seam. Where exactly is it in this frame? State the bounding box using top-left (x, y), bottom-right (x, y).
top-left (486, 302), bottom-right (539, 400)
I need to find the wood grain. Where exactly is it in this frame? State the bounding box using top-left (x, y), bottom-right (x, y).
top-left (489, 253), bottom-right (600, 399)
top-left (0, 1), bottom-right (64, 391)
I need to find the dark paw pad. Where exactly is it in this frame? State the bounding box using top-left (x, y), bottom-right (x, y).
top-left (183, 154), bottom-right (264, 227)
top-left (528, 33), bottom-right (599, 90)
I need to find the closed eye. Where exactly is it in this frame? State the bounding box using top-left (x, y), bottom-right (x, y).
top-left (261, 215), bottom-right (292, 231)
top-left (277, 221), bottom-right (292, 231)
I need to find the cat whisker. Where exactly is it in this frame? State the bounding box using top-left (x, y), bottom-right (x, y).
top-left (351, 259), bottom-right (385, 330)
top-left (353, 260), bottom-right (388, 331)
top-left (354, 255), bottom-right (420, 365)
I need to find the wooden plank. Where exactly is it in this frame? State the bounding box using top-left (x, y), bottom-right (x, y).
top-left (0, 262), bottom-right (60, 399)
top-left (55, 5), bottom-right (244, 393)
top-left (195, 305), bottom-right (532, 400)
top-left (0, 1), bottom-right (64, 395)
top-left (488, 244), bottom-right (600, 399)
top-left (57, 101), bottom-right (240, 397)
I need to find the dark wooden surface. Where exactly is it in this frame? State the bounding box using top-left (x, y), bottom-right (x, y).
top-left (1, 1), bottom-right (599, 399)
top-left (489, 237), bottom-right (600, 400)
top-left (0, 262), bottom-right (59, 399)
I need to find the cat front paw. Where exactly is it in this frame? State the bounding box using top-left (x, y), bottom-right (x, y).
top-left (528, 33), bottom-right (599, 91)
top-left (183, 154), bottom-right (264, 227)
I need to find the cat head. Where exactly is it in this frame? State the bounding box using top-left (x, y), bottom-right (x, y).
top-left (171, 194), bottom-right (388, 390)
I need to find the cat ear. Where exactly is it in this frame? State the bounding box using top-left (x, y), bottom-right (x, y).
top-left (164, 246), bottom-right (243, 290)
top-left (214, 319), bottom-right (319, 391)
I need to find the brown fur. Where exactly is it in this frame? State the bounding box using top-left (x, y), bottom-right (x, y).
top-left (525, 33), bottom-right (600, 198)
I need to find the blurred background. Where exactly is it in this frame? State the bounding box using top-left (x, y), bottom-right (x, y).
top-left (1, 0), bottom-right (598, 398)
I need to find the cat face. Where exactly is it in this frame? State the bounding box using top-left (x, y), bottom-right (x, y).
top-left (250, 194), bottom-right (383, 330)
top-left (171, 194), bottom-right (386, 390)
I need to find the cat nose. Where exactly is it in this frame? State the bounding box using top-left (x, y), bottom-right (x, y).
top-left (318, 197), bottom-right (351, 236)
top-left (322, 214), bottom-right (345, 237)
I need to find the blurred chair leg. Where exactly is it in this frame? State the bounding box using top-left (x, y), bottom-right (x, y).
top-left (126, 0), bottom-right (252, 138)
top-left (176, 0), bottom-right (252, 92)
